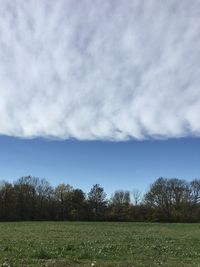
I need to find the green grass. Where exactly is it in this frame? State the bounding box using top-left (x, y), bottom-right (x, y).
top-left (0, 222), bottom-right (200, 267)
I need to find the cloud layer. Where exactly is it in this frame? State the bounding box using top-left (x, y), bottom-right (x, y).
top-left (0, 0), bottom-right (200, 140)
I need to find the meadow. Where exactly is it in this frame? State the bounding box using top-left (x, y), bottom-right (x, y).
top-left (0, 222), bottom-right (200, 267)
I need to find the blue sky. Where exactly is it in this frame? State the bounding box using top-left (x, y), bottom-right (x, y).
top-left (0, 136), bottom-right (199, 196)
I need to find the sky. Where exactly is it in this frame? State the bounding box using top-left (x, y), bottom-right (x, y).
top-left (0, 1), bottom-right (200, 195)
top-left (0, 136), bottom-right (200, 196)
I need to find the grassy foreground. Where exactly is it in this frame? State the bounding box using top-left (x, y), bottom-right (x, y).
top-left (0, 222), bottom-right (200, 267)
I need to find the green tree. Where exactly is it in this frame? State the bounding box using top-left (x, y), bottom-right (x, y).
top-left (54, 183), bottom-right (73, 220)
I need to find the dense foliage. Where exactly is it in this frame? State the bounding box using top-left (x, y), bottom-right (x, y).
top-left (0, 176), bottom-right (200, 222)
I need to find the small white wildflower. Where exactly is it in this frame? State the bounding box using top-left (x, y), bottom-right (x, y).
top-left (91, 260), bottom-right (96, 266)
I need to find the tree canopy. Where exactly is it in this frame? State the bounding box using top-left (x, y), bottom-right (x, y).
top-left (0, 176), bottom-right (200, 222)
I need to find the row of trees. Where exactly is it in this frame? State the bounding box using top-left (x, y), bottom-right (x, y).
top-left (0, 176), bottom-right (200, 222)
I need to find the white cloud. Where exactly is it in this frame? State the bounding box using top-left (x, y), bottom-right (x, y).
top-left (0, 0), bottom-right (200, 140)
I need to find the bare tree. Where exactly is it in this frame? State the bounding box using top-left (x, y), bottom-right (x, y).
top-left (190, 179), bottom-right (200, 204)
top-left (132, 188), bottom-right (141, 205)
top-left (88, 184), bottom-right (107, 220)
top-left (111, 190), bottom-right (130, 205)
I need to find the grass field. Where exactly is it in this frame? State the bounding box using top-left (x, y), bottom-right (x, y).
top-left (0, 222), bottom-right (200, 267)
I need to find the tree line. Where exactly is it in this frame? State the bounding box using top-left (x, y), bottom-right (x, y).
top-left (0, 176), bottom-right (200, 222)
